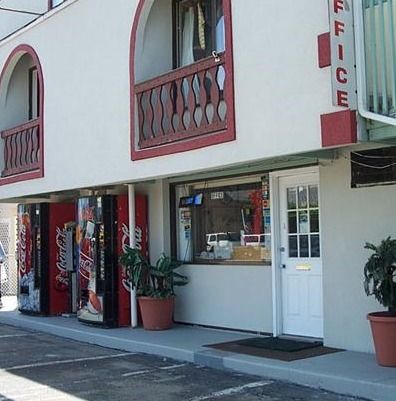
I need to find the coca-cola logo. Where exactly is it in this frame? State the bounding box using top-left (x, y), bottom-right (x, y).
top-left (121, 223), bottom-right (130, 253)
top-left (19, 222), bottom-right (27, 275)
top-left (122, 278), bottom-right (131, 292)
top-left (135, 226), bottom-right (143, 251)
top-left (120, 223), bottom-right (145, 293)
top-left (121, 223), bottom-right (144, 252)
top-left (55, 226), bottom-right (69, 291)
top-left (79, 250), bottom-right (93, 281)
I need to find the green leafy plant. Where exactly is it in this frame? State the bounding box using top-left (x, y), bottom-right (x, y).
top-left (364, 237), bottom-right (396, 314)
top-left (119, 246), bottom-right (188, 299)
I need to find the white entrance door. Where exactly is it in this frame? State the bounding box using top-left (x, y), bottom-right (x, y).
top-left (279, 174), bottom-right (323, 338)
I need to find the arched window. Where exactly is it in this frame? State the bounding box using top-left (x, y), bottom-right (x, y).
top-left (130, 0), bottom-right (235, 160)
top-left (0, 45), bottom-right (44, 184)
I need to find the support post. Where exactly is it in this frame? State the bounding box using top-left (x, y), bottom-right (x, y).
top-left (128, 184), bottom-right (138, 328)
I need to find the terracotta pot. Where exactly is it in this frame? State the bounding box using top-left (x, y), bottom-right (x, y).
top-left (367, 312), bottom-right (396, 367)
top-left (138, 296), bottom-right (175, 330)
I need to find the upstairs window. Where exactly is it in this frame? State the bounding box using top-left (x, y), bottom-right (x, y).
top-left (50, 0), bottom-right (66, 9)
top-left (175, 0), bottom-right (225, 67)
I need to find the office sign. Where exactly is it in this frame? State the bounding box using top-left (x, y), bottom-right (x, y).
top-left (329, 0), bottom-right (357, 109)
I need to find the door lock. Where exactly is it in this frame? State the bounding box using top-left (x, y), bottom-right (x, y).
top-left (280, 264), bottom-right (286, 269)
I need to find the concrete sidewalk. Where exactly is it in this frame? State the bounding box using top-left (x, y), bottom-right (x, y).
top-left (0, 298), bottom-right (394, 401)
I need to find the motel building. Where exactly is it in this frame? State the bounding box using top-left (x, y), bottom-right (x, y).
top-left (0, 0), bottom-right (395, 354)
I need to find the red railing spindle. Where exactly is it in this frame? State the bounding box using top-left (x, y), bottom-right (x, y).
top-left (154, 86), bottom-right (165, 137)
top-left (209, 66), bottom-right (221, 125)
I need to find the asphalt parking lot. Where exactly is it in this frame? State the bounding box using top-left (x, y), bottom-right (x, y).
top-left (0, 324), bottom-right (366, 401)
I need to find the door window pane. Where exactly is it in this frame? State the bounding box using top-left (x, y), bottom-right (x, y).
top-left (297, 186), bottom-right (307, 208)
top-left (309, 209), bottom-right (319, 233)
top-left (309, 185), bottom-right (318, 207)
top-left (298, 210), bottom-right (309, 234)
top-left (287, 188), bottom-right (297, 209)
top-left (289, 235), bottom-right (298, 258)
top-left (288, 211), bottom-right (297, 234)
top-left (285, 182), bottom-right (320, 259)
top-left (299, 235), bottom-right (309, 258)
top-left (310, 234), bottom-right (320, 257)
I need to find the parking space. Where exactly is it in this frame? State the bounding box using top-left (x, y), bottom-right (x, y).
top-left (0, 324), bottom-right (365, 401)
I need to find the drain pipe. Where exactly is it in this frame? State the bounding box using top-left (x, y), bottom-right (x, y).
top-left (128, 184), bottom-right (138, 328)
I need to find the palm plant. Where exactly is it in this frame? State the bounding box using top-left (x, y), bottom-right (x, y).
top-left (119, 246), bottom-right (148, 291)
top-left (364, 237), bottom-right (396, 314)
top-left (119, 247), bottom-right (188, 299)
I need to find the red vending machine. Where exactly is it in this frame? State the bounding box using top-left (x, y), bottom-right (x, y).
top-left (76, 194), bottom-right (148, 327)
top-left (17, 203), bottom-right (75, 315)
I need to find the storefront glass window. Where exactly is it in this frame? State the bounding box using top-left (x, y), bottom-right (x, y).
top-left (175, 175), bottom-right (271, 265)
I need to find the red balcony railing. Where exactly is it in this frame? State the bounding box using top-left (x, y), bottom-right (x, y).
top-left (135, 53), bottom-right (227, 149)
top-left (1, 119), bottom-right (41, 178)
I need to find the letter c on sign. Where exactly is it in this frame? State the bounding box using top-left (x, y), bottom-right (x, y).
top-left (336, 67), bottom-right (348, 84)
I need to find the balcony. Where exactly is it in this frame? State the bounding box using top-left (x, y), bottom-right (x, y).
top-left (130, 0), bottom-right (234, 159)
top-left (0, 119), bottom-right (41, 178)
top-left (356, 0), bottom-right (396, 139)
top-left (0, 45), bottom-right (44, 185)
top-left (135, 53), bottom-right (227, 149)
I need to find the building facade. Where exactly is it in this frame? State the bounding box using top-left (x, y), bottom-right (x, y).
top-left (0, 0), bottom-right (395, 353)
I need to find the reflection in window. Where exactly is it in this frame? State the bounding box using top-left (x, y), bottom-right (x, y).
top-left (176, 176), bottom-right (271, 264)
top-left (176, 0), bottom-right (224, 67)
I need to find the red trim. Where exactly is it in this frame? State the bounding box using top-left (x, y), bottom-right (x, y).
top-left (129, 0), bottom-right (236, 160)
top-left (320, 109), bottom-right (357, 147)
top-left (318, 32), bottom-right (331, 68)
top-left (0, 44), bottom-right (44, 185)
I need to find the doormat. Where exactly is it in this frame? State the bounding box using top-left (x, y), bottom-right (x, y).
top-left (205, 337), bottom-right (342, 362)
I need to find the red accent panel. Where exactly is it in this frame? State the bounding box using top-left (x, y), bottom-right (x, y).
top-left (318, 32), bottom-right (331, 68)
top-left (0, 44), bottom-right (44, 186)
top-left (129, 0), bottom-right (236, 160)
top-left (48, 203), bottom-right (75, 316)
top-left (320, 109), bottom-right (357, 147)
top-left (117, 194), bottom-right (149, 327)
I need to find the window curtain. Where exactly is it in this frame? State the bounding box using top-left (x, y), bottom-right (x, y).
top-left (181, 6), bottom-right (195, 67)
top-left (216, 15), bottom-right (225, 90)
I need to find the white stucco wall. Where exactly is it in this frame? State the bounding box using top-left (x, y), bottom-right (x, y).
top-left (320, 152), bottom-right (396, 353)
top-left (0, 0), bottom-right (337, 201)
top-left (174, 264), bottom-right (273, 333)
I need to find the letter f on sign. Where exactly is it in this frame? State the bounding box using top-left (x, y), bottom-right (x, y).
top-left (334, 0), bottom-right (344, 13)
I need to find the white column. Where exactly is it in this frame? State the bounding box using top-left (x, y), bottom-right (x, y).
top-left (128, 184), bottom-right (138, 328)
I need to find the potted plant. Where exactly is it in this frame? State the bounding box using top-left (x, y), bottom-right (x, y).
top-left (364, 237), bottom-right (396, 367)
top-left (120, 246), bottom-right (188, 330)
